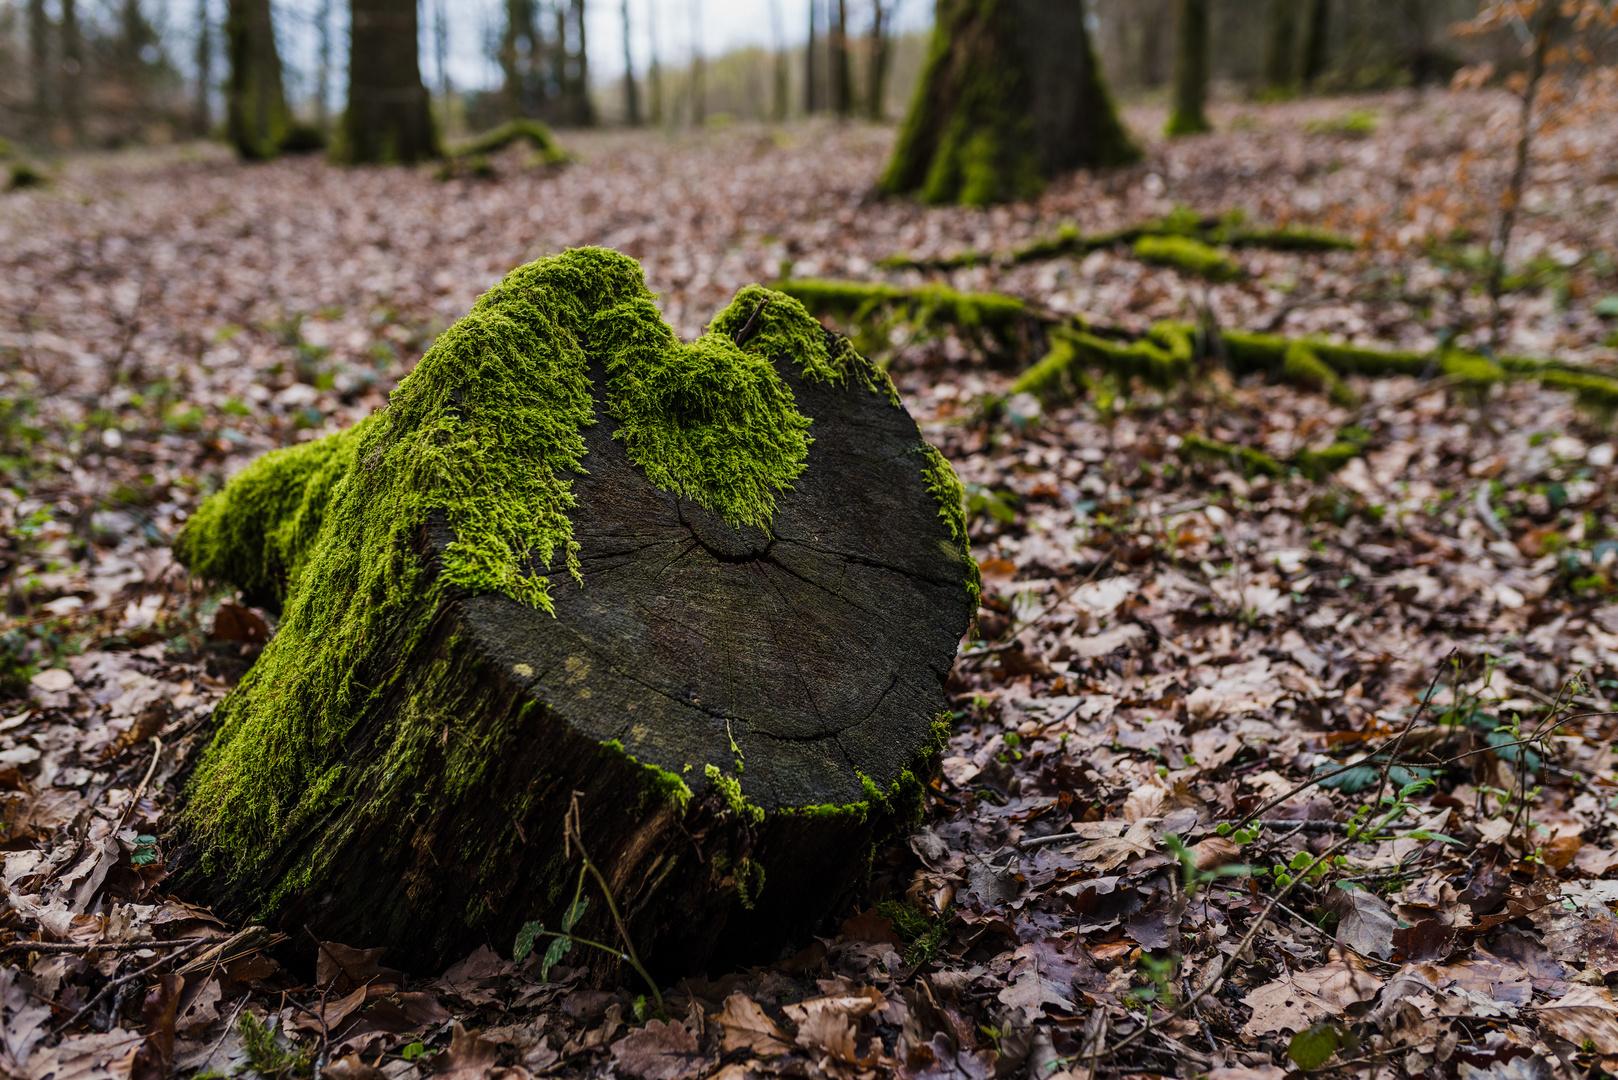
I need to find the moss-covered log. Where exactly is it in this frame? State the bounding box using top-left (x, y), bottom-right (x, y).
top-left (167, 249), bottom-right (977, 983)
top-left (880, 0), bottom-right (1139, 206)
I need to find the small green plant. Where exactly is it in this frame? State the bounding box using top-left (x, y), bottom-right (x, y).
top-left (512, 794), bottom-right (664, 1009)
top-left (874, 898), bottom-right (951, 965)
top-left (238, 1012), bottom-right (311, 1078)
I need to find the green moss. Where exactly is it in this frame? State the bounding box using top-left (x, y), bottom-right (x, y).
top-left (449, 119), bottom-right (571, 165)
top-left (1132, 235), bottom-right (1241, 281)
top-left (174, 249), bottom-right (964, 898)
top-left (704, 764), bottom-right (765, 826)
top-left (1224, 225), bottom-right (1354, 252)
top-left (919, 443), bottom-right (979, 611)
top-left (1310, 341), bottom-right (1426, 377)
top-left (174, 416), bottom-right (374, 606)
top-left (601, 740), bottom-right (694, 812)
top-left (1282, 341), bottom-right (1356, 406)
top-left (1180, 433), bottom-right (1286, 478)
top-left (1165, 109), bottom-right (1212, 137)
top-left (1012, 323), bottom-right (1196, 404)
top-left (775, 279), bottom-right (1025, 331)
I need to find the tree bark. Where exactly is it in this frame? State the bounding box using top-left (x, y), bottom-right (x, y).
top-left (689, 0), bottom-right (704, 126)
top-left (1300, 0), bottom-right (1329, 89)
top-left (883, 0), bottom-right (1139, 206)
top-left (29, 0), bottom-right (50, 141)
top-left (1165, 0), bottom-right (1210, 136)
top-left (805, 0), bottom-right (819, 114)
top-left (226, 0), bottom-right (291, 160)
top-left (1264, 0), bottom-right (1298, 93)
top-left (342, 0), bottom-right (440, 163)
top-left (166, 250), bottom-right (976, 982)
top-left (60, 0), bottom-right (81, 141)
top-left (866, 0), bottom-right (889, 121)
top-left (572, 0), bottom-right (594, 126)
top-left (194, 0), bottom-right (213, 136)
top-left (832, 0), bottom-right (852, 119)
top-left (621, 0), bottom-right (640, 124)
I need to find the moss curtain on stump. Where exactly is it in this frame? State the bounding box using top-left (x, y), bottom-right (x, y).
top-left (226, 0), bottom-right (291, 159)
top-left (341, 0), bottom-right (439, 163)
top-left (881, 0), bottom-right (1139, 206)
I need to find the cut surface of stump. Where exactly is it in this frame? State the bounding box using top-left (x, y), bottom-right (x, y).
top-left (167, 248), bottom-right (977, 980)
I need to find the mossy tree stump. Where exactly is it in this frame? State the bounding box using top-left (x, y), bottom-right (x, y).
top-left (881, 0), bottom-right (1140, 206)
top-left (167, 249), bottom-right (977, 982)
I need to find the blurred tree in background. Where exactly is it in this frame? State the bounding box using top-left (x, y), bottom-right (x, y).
top-left (226, 0), bottom-right (289, 158)
top-left (341, 0), bottom-right (437, 162)
top-left (0, 0), bottom-right (1608, 156)
top-left (882, 0), bottom-right (1138, 205)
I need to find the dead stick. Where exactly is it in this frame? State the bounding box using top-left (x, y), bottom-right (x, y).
top-left (51, 936), bottom-right (210, 1037)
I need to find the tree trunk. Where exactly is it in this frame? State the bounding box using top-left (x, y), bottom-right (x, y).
top-left (226, 0), bottom-right (291, 159)
top-left (1165, 0), bottom-right (1210, 136)
top-left (194, 0), bottom-right (212, 137)
top-left (29, 0), bottom-right (50, 141)
top-left (689, 0), bottom-right (704, 126)
top-left (621, 0), bottom-right (640, 124)
top-left (166, 249), bottom-right (976, 982)
top-left (882, 0), bottom-right (1139, 206)
top-left (1264, 0), bottom-right (1298, 93)
top-left (61, 0), bottom-right (81, 141)
top-left (866, 0), bottom-right (889, 121)
top-left (342, 0), bottom-right (439, 163)
top-left (1300, 0), bottom-right (1329, 89)
top-left (832, 0), bottom-right (852, 119)
top-left (805, 0), bottom-right (818, 114)
top-left (572, 0), bottom-right (593, 126)
top-left (1138, 0), bottom-right (1170, 89)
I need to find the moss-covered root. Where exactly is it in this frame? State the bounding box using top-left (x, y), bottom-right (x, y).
top-left (878, 212), bottom-right (1354, 273)
top-left (774, 278), bottom-right (1030, 359)
top-left (1180, 430), bottom-right (1369, 481)
top-left (1133, 235), bottom-right (1241, 281)
top-left (1012, 322), bottom-right (1196, 404)
top-left (449, 119), bottom-right (571, 164)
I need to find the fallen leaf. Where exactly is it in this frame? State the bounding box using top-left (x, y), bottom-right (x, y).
top-left (432, 1022), bottom-right (529, 1080)
top-left (316, 941), bottom-right (401, 992)
top-left (841, 909), bottom-right (905, 948)
top-left (1536, 984), bottom-right (1618, 1052)
top-left (1242, 956), bottom-right (1383, 1036)
top-left (609, 1019), bottom-right (709, 1080)
top-left (1329, 885), bottom-right (1399, 959)
top-left (714, 993), bottom-right (793, 1056)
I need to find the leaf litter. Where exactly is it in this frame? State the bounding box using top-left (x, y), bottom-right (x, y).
top-left (2, 88), bottom-right (1618, 1078)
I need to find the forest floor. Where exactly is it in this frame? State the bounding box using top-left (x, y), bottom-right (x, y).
top-left (4, 88), bottom-right (1618, 1080)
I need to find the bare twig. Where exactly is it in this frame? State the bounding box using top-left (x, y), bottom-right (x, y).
top-left (51, 936), bottom-right (210, 1037)
top-left (563, 794), bottom-right (665, 1010)
top-left (0, 937), bottom-right (209, 955)
top-left (114, 736), bottom-right (163, 831)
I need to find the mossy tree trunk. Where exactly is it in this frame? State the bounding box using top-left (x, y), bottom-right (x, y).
top-left (166, 249), bottom-right (976, 983)
top-left (341, 0), bottom-right (439, 163)
top-left (1165, 0), bottom-right (1210, 136)
top-left (881, 0), bottom-right (1139, 206)
top-left (226, 0), bottom-right (290, 160)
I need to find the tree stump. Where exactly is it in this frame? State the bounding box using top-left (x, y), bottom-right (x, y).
top-left (881, 0), bottom-right (1140, 205)
top-left (166, 248), bottom-right (977, 982)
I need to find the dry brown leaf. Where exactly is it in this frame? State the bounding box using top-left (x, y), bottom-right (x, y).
top-left (609, 1019), bottom-right (709, 1080)
top-left (1536, 984), bottom-right (1618, 1053)
top-left (1329, 884), bottom-right (1400, 959)
top-left (1242, 956), bottom-right (1384, 1036)
top-left (432, 1022), bottom-right (530, 1080)
top-left (714, 993), bottom-right (793, 1056)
